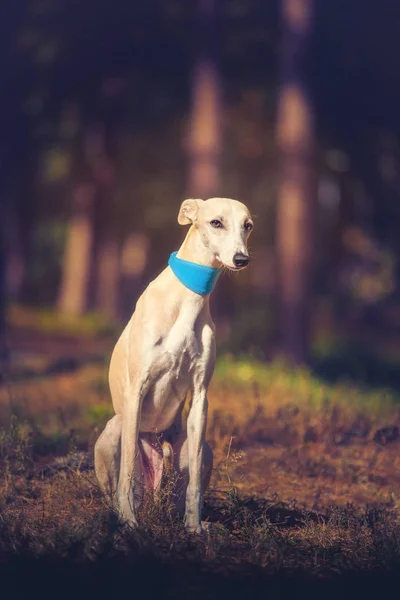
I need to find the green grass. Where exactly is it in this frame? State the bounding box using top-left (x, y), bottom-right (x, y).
top-left (84, 404), bottom-right (114, 428)
top-left (213, 355), bottom-right (399, 414)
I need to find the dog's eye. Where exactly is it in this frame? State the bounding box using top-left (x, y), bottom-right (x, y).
top-left (210, 220), bottom-right (223, 228)
top-left (244, 221), bottom-right (253, 232)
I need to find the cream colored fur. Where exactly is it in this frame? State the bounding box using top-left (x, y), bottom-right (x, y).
top-left (94, 197), bottom-right (253, 533)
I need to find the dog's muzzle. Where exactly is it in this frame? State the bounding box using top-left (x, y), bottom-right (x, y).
top-left (233, 253), bottom-right (249, 268)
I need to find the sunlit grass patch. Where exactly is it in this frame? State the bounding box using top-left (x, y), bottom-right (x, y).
top-left (85, 404), bottom-right (114, 428)
top-left (213, 354), bottom-right (398, 414)
top-left (2, 355), bottom-right (400, 459)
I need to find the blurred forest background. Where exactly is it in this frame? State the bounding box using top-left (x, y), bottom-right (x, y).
top-left (1, 0), bottom-right (400, 383)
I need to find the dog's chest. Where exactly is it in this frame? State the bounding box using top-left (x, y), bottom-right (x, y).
top-left (140, 319), bottom-right (214, 429)
top-left (138, 299), bottom-right (215, 432)
top-left (160, 301), bottom-right (213, 363)
top-left (160, 318), bottom-right (213, 377)
top-left (166, 324), bottom-right (200, 359)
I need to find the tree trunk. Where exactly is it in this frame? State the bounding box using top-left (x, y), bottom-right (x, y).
top-left (5, 207), bottom-right (26, 302)
top-left (186, 0), bottom-right (232, 332)
top-left (0, 180), bottom-right (9, 370)
top-left (119, 232), bottom-right (149, 321)
top-left (91, 121), bottom-right (118, 320)
top-left (58, 119), bottom-right (116, 318)
top-left (95, 236), bottom-right (120, 320)
top-left (186, 0), bottom-right (221, 198)
top-left (0, 212), bottom-right (6, 367)
top-left (275, 0), bottom-right (316, 364)
top-left (57, 182), bottom-right (95, 316)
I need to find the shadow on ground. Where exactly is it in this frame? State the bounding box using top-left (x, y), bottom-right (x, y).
top-left (312, 343), bottom-right (400, 393)
top-left (204, 495), bottom-right (320, 529)
top-left (1, 555), bottom-right (400, 600)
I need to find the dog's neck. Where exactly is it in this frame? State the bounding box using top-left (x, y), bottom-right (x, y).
top-left (168, 225), bottom-right (221, 299)
top-left (176, 225), bottom-right (221, 269)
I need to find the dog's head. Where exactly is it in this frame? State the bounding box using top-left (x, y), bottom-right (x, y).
top-left (178, 197), bottom-right (254, 270)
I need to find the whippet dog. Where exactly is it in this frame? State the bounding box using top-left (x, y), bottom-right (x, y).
top-left (94, 197), bottom-right (253, 533)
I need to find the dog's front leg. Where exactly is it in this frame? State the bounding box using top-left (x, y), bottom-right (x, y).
top-left (117, 376), bottom-right (149, 527)
top-left (185, 385), bottom-right (208, 533)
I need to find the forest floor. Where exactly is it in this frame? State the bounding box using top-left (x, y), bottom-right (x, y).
top-left (2, 339), bottom-right (400, 599)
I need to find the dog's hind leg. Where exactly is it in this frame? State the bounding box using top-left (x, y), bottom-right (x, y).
top-left (94, 414), bottom-right (122, 505)
top-left (95, 415), bottom-right (164, 511)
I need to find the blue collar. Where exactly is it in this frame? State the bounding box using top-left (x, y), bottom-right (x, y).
top-left (168, 251), bottom-right (221, 295)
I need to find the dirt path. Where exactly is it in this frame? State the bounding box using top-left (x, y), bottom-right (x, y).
top-left (5, 329), bottom-right (113, 360)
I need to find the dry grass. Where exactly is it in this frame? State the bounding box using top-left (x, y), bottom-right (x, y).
top-left (2, 355), bottom-right (400, 597)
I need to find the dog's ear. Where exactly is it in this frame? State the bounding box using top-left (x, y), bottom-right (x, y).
top-left (178, 198), bottom-right (204, 225)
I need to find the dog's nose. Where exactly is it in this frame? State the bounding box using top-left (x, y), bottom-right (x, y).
top-left (233, 253), bottom-right (249, 268)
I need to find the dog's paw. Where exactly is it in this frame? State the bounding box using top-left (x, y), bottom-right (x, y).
top-left (118, 502), bottom-right (139, 529)
top-left (185, 521), bottom-right (213, 535)
top-left (185, 523), bottom-right (202, 534)
top-left (120, 514), bottom-right (139, 530)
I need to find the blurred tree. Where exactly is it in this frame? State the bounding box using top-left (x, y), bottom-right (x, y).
top-left (4, 0), bottom-right (400, 360)
top-left (57, 123), bottom-right (97, 316)
top-left (186, 0), bottom-right (232, 331)
top-left (95, 231), bottom-right (120, 320)
top-left (0, 217), bottom-right (5, 366)
top-left (93, 119), bottom-right (118, 321)
top-left (275, 0), bottom-right (316, 364)
top-left (185, 0), bottom-right (221, 198)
